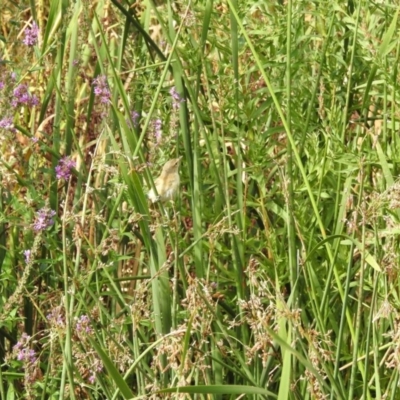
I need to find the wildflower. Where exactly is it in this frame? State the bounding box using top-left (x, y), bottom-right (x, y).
top-left (17, 348), bottom-right (37, 363)
top-left (0, 117), bottom-right (15, 132)
top-left (47, 307), bottom-right (65, 327)
top-left (10, 72), bottom-right (17, 81)
top-left (92, 75), bottom-right (111, 104)
top-left (169, 86), bottom-right (184, 110)
top-left (12, 84), bottom-right (39, 108)
top-left (87, 356), bottom-right (103, 384)
top-left (55, 156), bottom-right (76, 180)
top-left (14, 332), bottom-right (30, 349)
top-left (0, 81), bottom-right (4, 90)
top-left (23, 250), bottom-right (32, 264)
top-left (13, 333), bottom-right (40, 387)
top-left (23, 22), bottom-right (39, 46)
top-left (153, 118), bottom-right (162, 144)
top-left (130, 110), bottom-right (140, 128)
top-left (33, 207), bottom-right (56, 231)
top-left (13, 333), bottom-right (37, 364)
top-left (75, 315), bottom-right (94, 335)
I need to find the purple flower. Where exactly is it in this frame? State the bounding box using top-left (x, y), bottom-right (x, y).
top-left (87, 356), bottom-right (103, 384)
top-left (0, 81), bottom-right (4, 90)
top-left (23, 22), bottom-right (39, 46)
top-left (92, 75), bottom-right (111, 104)
top-left (24, 250), bottom-right (32, 264)
top-left (0, 117), bottom-right (15, 132)
top-left (55, 156), bottom-right (76, 180)
top-left (14, 333), bottom-right (30, 350)
top-left (11, 72), bottom-right (17, 81)
top-left (153, 118), bottom-right (162, 143)
top-left (47, 308), bottom-right (65, 327)
top-left (17, 348), bottom-right (37, 363)
top-left (12, 84), bottom-right (39, 108)
top-left (130, 110), bottom-right (140, 128)
top-left (169, 86), bottom-right (184, 110)
top-left (13, 333), bottom-right (37, 364)
top-left (75, 315), bottom-right (94, 335)
top-left (33, 207), bottom-right (56, 231)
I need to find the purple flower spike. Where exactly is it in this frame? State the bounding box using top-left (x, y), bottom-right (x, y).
top-left (130, 110), bottom-right (140, 128)
top-left (169, 86), bottom-right (184, 110)
top-left (92, 75), bottom-right (111, 104)
top-left (12, 84), bottom-right (39, 108)
top-left (76, 315), bottom-right (94, 335)
top-left (23, 22), bottom-right (39, 46)
top-left (153, 118), bottom-right (162, 143)
top-left (24, 250), bottom-right (32, 264)
top-left (0, 117), bottom-right (16, 132)
top-left (55, 156), bottom-right (76, 180)
top-left (33, 208), bottom-right (56, 231)
top-left (13, 333), bottom-right (37, 364)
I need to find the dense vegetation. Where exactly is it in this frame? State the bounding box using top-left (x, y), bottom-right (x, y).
top-left (0, 0), bottom-right (399, 398)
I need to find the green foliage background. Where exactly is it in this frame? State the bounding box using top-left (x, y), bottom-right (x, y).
top-left (0, 0), bottom-right (400, 399)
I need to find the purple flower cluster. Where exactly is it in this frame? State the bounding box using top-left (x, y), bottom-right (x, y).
top-left (12, 84), bottom-right (39, 108)
top-left (88, 358), bottom-right (103, 384)
top-left (75, 315), bottom-right (94, 335)
top-left (169, 86), bottom-right (184, 110)
top-left (55, 156), bottom-right (76, 180)
top-left (13, 333), bottom-right (37, 364)
top-left (23, 22), bottom-right (39, 46)
top-left (23, 249), bottom-right (32, 264)
top-left (47, 307), bottom-right (65, 328)
top-left (130, 110), bottom-right (140, 128)
top-left (153, 118), bottom-right (162, 144)
top-left (0, 81), bottom-right (4, 90)
top-left (33, 207), bottom-right (56, 231)
top-left (92, 75), bottom-right (111, 104)
top-left (0, 117), bottom-right (16, 132)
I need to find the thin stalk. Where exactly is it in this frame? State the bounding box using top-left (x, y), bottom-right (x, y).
top-left (348, 165), bottom-right (366, 400)
top-left (281, 1), bottom-right (295, 397)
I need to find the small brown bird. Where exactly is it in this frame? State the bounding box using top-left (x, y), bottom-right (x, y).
top-left (148, 157), bottom-right (182, 203)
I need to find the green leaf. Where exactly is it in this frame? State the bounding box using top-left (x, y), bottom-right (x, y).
top-left (90, 338), bottom-right (135, 400)
top-left (157, 385), bottom-right (276, 397)
top-left (379, 9), bottom-right (399, 57)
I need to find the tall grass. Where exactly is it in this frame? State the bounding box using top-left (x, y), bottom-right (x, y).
top-left (0, 0), bottom-right (400, 398)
